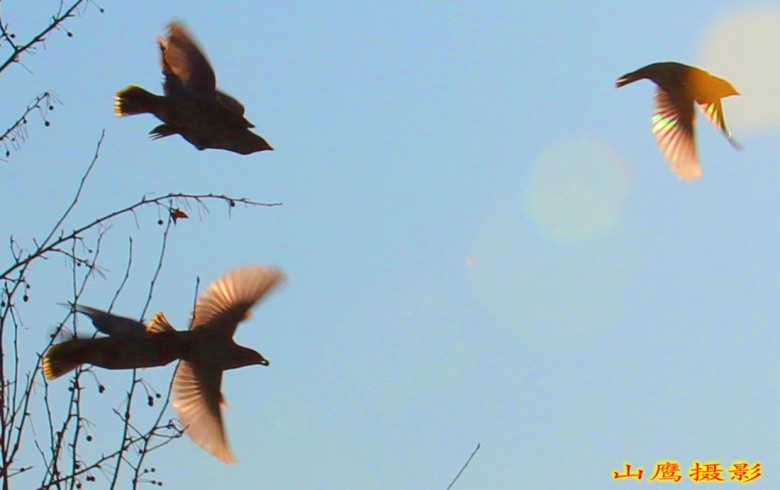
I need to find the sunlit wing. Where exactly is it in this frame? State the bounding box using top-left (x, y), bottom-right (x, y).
top-left (652, 88), bottom-right (701, 181)
top-left (146, 311), bottom-right (176, 334)
top-left (159, 22), bottom-right (216, 96)
top-left (190, 266), bottom-right (284, 336)
top-left (73, 304), bottom-right (147, 339)
top-left (172, 361), bottom-right (234, 463)
top-left (698, 100), bottom-right (742, 149)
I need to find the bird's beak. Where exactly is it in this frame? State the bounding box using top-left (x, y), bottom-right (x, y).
top-left (255, 351), bottom-right (270, 366)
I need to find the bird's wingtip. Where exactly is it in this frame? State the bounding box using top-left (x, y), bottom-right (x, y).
top-left (57, 301), bottom-right (75, 311)
top-left (676, 166), bottom-right (704, 182)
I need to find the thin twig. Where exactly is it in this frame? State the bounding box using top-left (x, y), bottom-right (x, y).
top-left (40, 129), bottom-right (105, 248)
top-left (0, 91), bottom-right (61, 160)
top-left (447, 443), bottom-right (480, 490)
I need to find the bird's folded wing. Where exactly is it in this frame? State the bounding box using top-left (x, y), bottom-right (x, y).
top-left (190, 266), bottom-right (285, 336)
top-left (216, 90), bottom-right (249, 120)
top-left (653, 88), bottom-right (701, 181)
top-left (172, 360), bottom-right (234, 463)
top-left (159, 22), bottom-right (216, 97)
top-left (73, 304), bottom-right (147, 339)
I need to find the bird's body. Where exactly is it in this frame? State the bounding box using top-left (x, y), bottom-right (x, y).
top-left (43, 335), bottom-right (184, 378)
top-left (616, 61), bottom-right (740, 180)
top-left (43, 266), bottom-right (285, 463)
top-left (618, 62), bottom-right (735, 102)
top-left (115, 22), bottom-right (272, 155)
top-left (44, 327), bottom-right (260, 379)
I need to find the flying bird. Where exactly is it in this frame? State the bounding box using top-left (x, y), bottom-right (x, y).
top-left (616, 62), bottom-right (740, 180)
top-left (114, 22), bottom-right (273, 155)
top-left (43, 265), bottom-right (285, 463)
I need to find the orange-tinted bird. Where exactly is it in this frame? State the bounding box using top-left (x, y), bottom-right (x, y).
top-left (115, 22), bottom-right (273, 155)
top-left (43, 266), bottom-right (285, 463)
top-left (616, 62), bottom-right (740, 180)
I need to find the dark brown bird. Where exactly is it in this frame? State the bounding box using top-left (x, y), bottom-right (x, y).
top-left (616, 62), bottom-right (740, 180)
top-left (43, 266), bottom-right (285, 463)
top-left (115, 22), bottom-right (273, 155)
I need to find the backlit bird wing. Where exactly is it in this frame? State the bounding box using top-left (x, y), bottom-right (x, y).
top-left (653, 88), bottom-right (701, 181)
top-left (159, 22), bottom-right (216, 97)
top-left (698, 100), bottom-right (742, 149)
top-left (172, 360), bottom-right (234, 463)
top-left (190, 266), bottom-right (285, 337)
top-left (73, 304), bottom-right (147, 339)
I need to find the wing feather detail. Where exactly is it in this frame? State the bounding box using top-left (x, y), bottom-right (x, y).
top-left (652, 88), bottom-right (701, 180)
top-left (190, 266), bottom-right (284, 336)
top-left (172, 361), bottom-right (234, 463)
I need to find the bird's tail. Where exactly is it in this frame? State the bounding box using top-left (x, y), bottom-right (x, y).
top-left (615, 71), bottom-right (641, 88)
top-left (42, 342), bottom-right (83, 380)
top-left (114, 85), bottom-right (159, 117)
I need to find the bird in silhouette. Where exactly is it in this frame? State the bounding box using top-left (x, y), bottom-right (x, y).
top-left (69, 303), bottom-right (149, 339)
top-left (43, 265), bottom-right (285, 463)
top-left (114, 22), bottom-right (273, 155)
top-left (616, 62), bottom-right (740, 180)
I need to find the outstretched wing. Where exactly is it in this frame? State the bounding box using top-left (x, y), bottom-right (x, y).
top-left (172, 361), bottom-right (233, 463)
top-left (159, 22), bottom-right (216, 97)
top-left (652, 88), bottom-right (701, 181)
top-left (72, 304), bottom-right (147, 339)
top-left (190, 266), bottom-right (284, 337)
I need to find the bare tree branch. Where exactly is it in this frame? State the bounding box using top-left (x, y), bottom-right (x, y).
top-left (0, 0), bottom-right (103, 75)
top-left (0, 0), bottom-right (104, 160)
top-left (0, 91), bottom-right (61, 160)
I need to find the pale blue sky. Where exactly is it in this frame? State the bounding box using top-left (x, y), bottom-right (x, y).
top-left (4, 1), bottom-right (780, 488)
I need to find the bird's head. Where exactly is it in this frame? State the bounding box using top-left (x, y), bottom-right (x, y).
top-left (227, 345), bottom-right (269, 370)
top-left (723, 83), bottom-right (740, 97)
top-left (237, 132), bottom-right (274, 154)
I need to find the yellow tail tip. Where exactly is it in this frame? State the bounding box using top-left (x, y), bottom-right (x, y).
top-left (114, 85), bottom-right (154, 117)
top-left (41, 351), bottom-right (58, 381)
top-left (41, 343), bottom-right (80, 380)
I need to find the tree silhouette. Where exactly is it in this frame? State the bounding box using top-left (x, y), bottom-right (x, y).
top-left (0, 3), bottom-right (279, 487)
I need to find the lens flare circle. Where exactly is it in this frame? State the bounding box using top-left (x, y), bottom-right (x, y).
top-left (699, 8), bottom-right (780, 131)
top-left (526, 138), bottom-right (630, 243)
